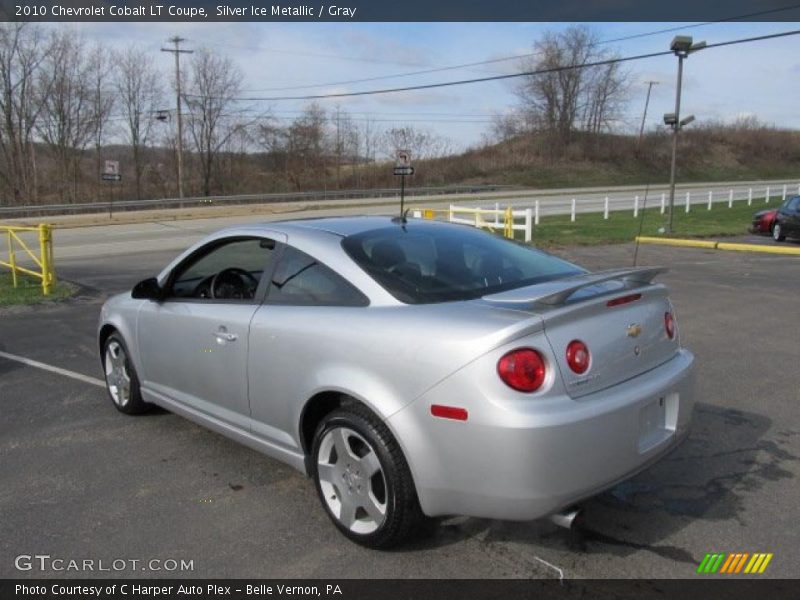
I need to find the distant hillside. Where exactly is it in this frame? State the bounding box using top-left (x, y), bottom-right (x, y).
top-left (404, 126), bottom-right (800, 190)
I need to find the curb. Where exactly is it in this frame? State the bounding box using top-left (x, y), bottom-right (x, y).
top-left (635, 236), bottom-right (800, 255)
top-left (635, 236), bottom-right (718, 249)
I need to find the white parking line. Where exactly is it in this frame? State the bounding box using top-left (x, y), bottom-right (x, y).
top-left (0, 350), bottom-right (105, 388)
top-left (533, 555), bottom-right (565, 580)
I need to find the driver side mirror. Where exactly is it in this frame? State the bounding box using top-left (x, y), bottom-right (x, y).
top-left (131, 277), bottom-right (163, 301)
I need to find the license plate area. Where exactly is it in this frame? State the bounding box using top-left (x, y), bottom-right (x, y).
top-left (638, 393), bottom-right (678, 453)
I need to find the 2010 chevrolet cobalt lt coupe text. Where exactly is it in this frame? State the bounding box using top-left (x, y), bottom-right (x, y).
top-left (98, 217), bottom-right (694, 548)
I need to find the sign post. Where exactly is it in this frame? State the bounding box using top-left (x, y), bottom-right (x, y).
top-left (101, 160), bottom-right (122, 218)
top-left (393, 151), bottom-right (414, 217)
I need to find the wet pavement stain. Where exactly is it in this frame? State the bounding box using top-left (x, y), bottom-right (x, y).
top-left (570, 526), bottom-right (698, 564)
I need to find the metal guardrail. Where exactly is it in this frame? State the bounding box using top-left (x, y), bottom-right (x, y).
top-left (0, 224), bottom-right (55, 295)
top-left (0, 184), bottom-right (518, 219)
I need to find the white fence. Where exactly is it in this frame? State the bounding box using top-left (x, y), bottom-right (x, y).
top-left (412, 181), bottom-right (800, 240)
top-left (497, 182), bottom-right (800, 221)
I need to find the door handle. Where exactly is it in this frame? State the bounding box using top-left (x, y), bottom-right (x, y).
top-left (213, 326), bottom-right (238, 343)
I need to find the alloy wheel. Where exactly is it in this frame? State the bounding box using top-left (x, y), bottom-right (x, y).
top-left (316, 426), bottom-right (387, 534)
top-left (104, 340), bottom-right (131, 407)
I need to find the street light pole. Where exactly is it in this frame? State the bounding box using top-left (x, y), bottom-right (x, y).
top-left (665, 36), bottom-right (704, 233)
top-left (667, 58), bottom-right (683, 233)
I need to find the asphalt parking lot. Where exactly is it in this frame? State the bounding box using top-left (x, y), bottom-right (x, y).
top-left (1, 236), bottom-right (798, 579)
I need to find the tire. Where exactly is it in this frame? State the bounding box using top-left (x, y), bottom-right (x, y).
top-left (773, 222), bottom-right (786, 242)
top-left (311, 404), bottom-right (425, 548)
top-left (102, 332), bottom-right (151, 415)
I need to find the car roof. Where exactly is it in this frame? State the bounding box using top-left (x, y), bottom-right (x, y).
top-left (276, 216), bottom-right (400, 236)
top-left (222, 215), bottom-right (439, 238)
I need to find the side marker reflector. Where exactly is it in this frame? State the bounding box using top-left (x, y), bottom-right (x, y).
top-left (430, 405), bottom-right (468, 421)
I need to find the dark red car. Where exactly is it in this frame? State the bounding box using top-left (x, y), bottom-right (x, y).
top-left (749, 208), bottom-right (778, 235)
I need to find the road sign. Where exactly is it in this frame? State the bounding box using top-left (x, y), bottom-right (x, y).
top-left (393, 166), bottom-right (414, 176)
top-left (104, 160), bottom-right (119, 175)
top-left (101, 173), bottom-right (122, 182)
top-left (396, 150), bottom-right (411, 167)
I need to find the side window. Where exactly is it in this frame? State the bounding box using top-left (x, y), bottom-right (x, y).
top-left (789, 197), bottom-right (800, 211)
top-left (267, 246), bottom-right (368, 307)
top-left (168, 237), bottom-right (276, 301)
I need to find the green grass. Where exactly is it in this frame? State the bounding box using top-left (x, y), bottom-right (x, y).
top-left (523, 197), bottom-right (771, 247)
top-left (0, 271), bottom-right (74, 307)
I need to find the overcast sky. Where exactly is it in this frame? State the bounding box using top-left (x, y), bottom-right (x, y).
top-left (71, 20), bottom-right (800, 151)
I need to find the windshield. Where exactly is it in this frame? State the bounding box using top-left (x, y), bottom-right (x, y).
top-left (342, 221), bottom-right (585, 304)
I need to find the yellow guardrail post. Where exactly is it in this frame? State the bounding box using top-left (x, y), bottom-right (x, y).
top-left (504, 206), bottom-right (513, 239)
top-left (1, 223), bottom-right (55, 295)
top-left (6, 228), bottom-right (18, 288)
top-left (39, 223), bottom-right (54, 295)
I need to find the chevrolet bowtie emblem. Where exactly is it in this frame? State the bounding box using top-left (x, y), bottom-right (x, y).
top-left (626, 323), bottom-right (642, 338)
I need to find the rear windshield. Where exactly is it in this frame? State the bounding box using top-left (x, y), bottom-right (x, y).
top-left (342, 222), bottom-right (584, 304)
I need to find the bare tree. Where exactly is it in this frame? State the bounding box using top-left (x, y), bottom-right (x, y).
top-left (0, 23), bottom-right (49, 205)
top-left (87, 44), bottom-right (115, 200)
top-left (114, 46), bottom-right (162, 199)
top-left (36, 30), bottom-right (104, 202)
top-left (332, 106), bottom-right (359, 187)
top-left (381, 126), bottom-right (451, 160)
top-left (284, 103), bottom-right (327, 190)
top-left (581, 60), bottom-right (629, 134)
top-left (515, 26), bottom-right (628, 145)
top-left (359, 115), bottom-right (380, 187)
top-left (183, 49), bottom-right (244, 196)
top-left (489, 112), bottom-right (525, 143)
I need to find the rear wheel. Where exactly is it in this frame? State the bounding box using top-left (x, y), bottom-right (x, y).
top-left (103, 333), bottom-right (150, 415)
top-left (773, 223), bottom-right (786, 242)
top-left (311, 404), bottom-right (425, 548)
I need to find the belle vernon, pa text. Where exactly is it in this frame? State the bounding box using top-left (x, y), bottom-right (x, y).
top-left (16, 584), bottom-right (344, 597)
top-left (36, 4), bottom-right (358, 18)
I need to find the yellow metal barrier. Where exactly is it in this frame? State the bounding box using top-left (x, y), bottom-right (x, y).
top-left (420, 206), bottom-right (516, 239)
top-left (1, 224), bottom-right (55, 295)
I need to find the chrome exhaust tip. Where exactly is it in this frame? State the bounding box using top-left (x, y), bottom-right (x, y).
top-left (549, 507), bottom-right (584, 530)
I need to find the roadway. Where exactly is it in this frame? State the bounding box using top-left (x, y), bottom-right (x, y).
top-left (20, 176), bottom-right (796, 264)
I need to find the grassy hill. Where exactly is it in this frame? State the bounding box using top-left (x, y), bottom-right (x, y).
top-left (407, 126), bottom-right (800, 190)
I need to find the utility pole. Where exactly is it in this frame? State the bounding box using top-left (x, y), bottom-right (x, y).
top-left (638, 81), bottom-right (658, 143)
top-left (161, 36), bottom-right (193, 199)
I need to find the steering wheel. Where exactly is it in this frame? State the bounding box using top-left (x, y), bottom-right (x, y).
top-left (210, 267), bottom-right (259, 300)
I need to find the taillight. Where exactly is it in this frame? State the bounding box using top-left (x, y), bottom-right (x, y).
top-left (566, 340), bottom-right (590, 374)
top-left (497, 348), bottom-right (546, 392)
top-left (606, 293), bottom-right (642, 307)
top-left (665, 312), bottom-right (675, 339)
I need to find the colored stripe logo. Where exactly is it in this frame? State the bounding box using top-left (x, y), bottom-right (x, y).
top-left (697, 552), bottom-right (773, 574)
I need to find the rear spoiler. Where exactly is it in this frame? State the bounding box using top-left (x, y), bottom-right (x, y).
top-left (483, 266), bottom-right (668, 308)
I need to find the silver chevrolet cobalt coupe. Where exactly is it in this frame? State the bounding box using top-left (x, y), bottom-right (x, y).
top-left (98, 217), bottom-right (694, 547)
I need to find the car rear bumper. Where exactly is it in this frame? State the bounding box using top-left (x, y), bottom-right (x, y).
top-left (387, 348), bottom-right (695, 520)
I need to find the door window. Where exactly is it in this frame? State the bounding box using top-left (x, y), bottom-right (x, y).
top-left (168, 237), bottom-right (276, 301)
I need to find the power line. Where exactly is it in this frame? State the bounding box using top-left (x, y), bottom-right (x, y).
top-left (202, 41), bottom-right (430, 68)
top-left (232, 4), bottom-right (800, 93)
top-left (195, 28), bottom-right (800, 103)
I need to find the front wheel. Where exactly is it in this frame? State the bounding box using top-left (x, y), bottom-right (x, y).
top-left (773, 223), bottom-right (786, 242)
top-left (311, 404), bottom-right (425, 548)
top-left (103, 333), bottom-right (151, 415)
